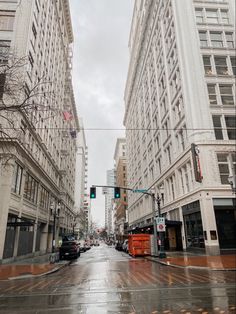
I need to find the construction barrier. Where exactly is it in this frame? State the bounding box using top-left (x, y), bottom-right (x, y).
top-left (128, 234), bottom-right (151, 257)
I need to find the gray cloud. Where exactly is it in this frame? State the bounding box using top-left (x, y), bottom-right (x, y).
top-left (70, 0), bottom-right (134, 226)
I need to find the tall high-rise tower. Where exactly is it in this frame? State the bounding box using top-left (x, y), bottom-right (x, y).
top-left (124, 0), bottom-right (235, 255)
top-left (105, 169), bottom-right (115, 236)
top-left (0, 0), bottom-right (79, 261)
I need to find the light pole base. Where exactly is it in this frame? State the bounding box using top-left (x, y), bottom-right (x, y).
top-left (159, 252), bottom-right (167, 259)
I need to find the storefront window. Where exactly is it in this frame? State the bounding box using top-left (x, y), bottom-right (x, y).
top-left (183, 201), bottom-right (205, 249)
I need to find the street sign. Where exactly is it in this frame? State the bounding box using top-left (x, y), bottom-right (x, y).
top-left (133, 189), bottom-right (148, 193)
top-left (156, 217), bottom-right (166, 232)
top-left (157, 224), bottom-right (166, 232)
top-left (102, 187), bottom-right (108, 195)
top-left (155, 217), bottom-right (165, 224)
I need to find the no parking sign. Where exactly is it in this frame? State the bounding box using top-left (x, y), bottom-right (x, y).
top-left (156, 217), bottom-right (166, 232)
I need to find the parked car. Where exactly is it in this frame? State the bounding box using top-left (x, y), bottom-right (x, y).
top-left (59, 241), bottom-right (80, 259)
top-left (80, 241), bottom-right (91, 252)
top-left (84, 242), bottom-right (91, 251)
top-left (115, 241), bottom-right (123, 251)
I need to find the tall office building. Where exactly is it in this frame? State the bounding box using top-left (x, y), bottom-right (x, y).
top-left (105, 169), bottom-right (115, 236)
top-left (74, 118), bottom-right (89, 237)
top-left (113, 138), bottom-right (128, 239)
top-left (0, 0), bottom-right (79, 261)
top-left (124, 0), bottom-right (235, 255)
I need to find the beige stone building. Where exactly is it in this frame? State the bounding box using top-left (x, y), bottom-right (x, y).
top-left (113, 138), bottom-right (128, 239)
top-left (0, 0), bottom-right (79, 262)
top-left (124, 0), bottom-right (235, 255)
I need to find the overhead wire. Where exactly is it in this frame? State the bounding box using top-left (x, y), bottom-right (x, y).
top-left (0, 127), bottom-right (232, 131)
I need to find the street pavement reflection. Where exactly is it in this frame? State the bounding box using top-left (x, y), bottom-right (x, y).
top-left (0, 244), bottom-right (235, 313)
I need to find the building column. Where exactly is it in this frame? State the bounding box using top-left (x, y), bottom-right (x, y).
top-left (40, 223), bottom-right (49, 253)
top-left (13, 225), bottom-right (20, 258)
top-left (200, 193), bottom-right (220, 255)
top-left (32, 219), bottom-right (38, 253)
top-left (0, 163), bottom-right (14, 261)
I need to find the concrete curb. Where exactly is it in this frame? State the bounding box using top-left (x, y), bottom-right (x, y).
top-left (145, 257), bottom-right (236, 271)
top-left (6, 261), bottom-right (70, 281)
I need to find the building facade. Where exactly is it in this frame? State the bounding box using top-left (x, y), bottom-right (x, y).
top-left (105, 169), bottom-right (115, 236)
top-left (0, 0), bottom-right (79, 262)
top-left (74, 118), bottom-right (90, 237)
top-left (113, 138), bottom-right (128, 239)
top-left (124, 0), bottom-right (235, 255)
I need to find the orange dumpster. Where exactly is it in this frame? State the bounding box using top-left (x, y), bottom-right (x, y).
top-left (128, 234), bottom-right (151, 257)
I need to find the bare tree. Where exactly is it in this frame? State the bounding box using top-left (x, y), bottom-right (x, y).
top-left (0, 52), bottom-right (58, 161)
top-left (77, 208), bottom-right (89, 239)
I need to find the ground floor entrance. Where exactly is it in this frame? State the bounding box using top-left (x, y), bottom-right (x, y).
top-left (214, 198), bottom-right (236, 251)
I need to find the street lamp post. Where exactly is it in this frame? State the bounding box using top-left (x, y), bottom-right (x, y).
top-left (156, 190), bottom-right (166, 259)
top-left (151, 193), bottom-right (158, 256)
top-left (51, 202), bottom-right (60, 253)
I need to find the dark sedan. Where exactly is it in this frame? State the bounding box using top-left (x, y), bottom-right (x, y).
top-left (59, 241), bottom-right (80, 259)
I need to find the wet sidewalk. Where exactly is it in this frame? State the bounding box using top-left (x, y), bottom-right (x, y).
top-left (146, 253), bottom-right (236, 270)
top-left (1, 253), bottom-right (235, 281)
top-left (0, 254), bottom-right (70, 281)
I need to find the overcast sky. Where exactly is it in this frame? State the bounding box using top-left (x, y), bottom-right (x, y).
top-left (70, 0), bottom-right (134, 226)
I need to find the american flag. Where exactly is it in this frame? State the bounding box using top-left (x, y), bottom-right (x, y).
top-left (62, 111), bottom-right (73, 121)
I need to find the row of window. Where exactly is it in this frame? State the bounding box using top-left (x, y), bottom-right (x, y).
top-left (203, 55), bottom-right (235, 76)
top-left (212, 115), bottom-right (236, 140)
top-left (199, 30), bottom-right (234, 48)
top-left (11, 163), bottom-right (50, 210)
top-left (207, 83), bottom-right (235, 106)
top-left (130, 150), bottom-right (235, 207)
top-left (195, 7), bottom-right (230, 24)
top-left (0, 10), bottom-right (15, 31)
top-left (217, 153), bottom-right (236, 184)
top-left (0, 40), bottom-right (10, 62)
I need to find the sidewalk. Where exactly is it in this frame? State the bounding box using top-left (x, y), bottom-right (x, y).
top-left (146, 252), bottom-right (236, 271)
top-left (0, 254), bottom-right (70, 281)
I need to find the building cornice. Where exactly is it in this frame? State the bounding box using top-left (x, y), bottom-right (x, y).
top-left (62, 0), bottom-right (74, 43)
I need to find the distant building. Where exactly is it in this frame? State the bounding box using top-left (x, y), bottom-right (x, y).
top-left (74, 118), bottom-right (90, 236)
top-left (113, 138), bottom-right (128, 239)
top-left (124, 0), bottom-right (235, 255)
top-left (105, 169), bottom-right (115, 236)
top-left (0, 0), bottom-right (79, 262)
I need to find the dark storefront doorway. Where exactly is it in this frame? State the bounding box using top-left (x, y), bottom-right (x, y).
top-left (183, 201), bottom-right (205, 249)
top-left (165, 221), bottom-right (183, 251)
top-left (3, 215), bottom-right (17, 259)
top-left (215, 204), bottom-right (236, 250)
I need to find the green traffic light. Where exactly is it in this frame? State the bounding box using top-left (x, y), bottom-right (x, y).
top-left (90, 187), bottom-right (96, 199)
top-left (114, 187), bottom-right (120, 199)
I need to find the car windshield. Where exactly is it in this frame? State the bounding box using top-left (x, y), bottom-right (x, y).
top-left (62, 242), bottom-right (76, 246)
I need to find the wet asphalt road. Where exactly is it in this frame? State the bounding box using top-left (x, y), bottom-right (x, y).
top-left (0, 244), bottom-right (235, 314)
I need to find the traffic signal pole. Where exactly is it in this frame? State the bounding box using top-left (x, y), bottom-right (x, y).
top-left (90, 184), bottom-right (165, 258)
top-left (151, 193), bottom-right (158, 257)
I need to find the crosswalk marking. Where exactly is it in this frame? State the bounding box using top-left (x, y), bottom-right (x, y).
top-left (0, 263), bottom-right (235, 295)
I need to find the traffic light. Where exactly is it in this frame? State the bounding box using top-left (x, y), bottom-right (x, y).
top-left (114, 187), bottom-right (121, 199)
top-left (90, 187), bottom-right (96, 199)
